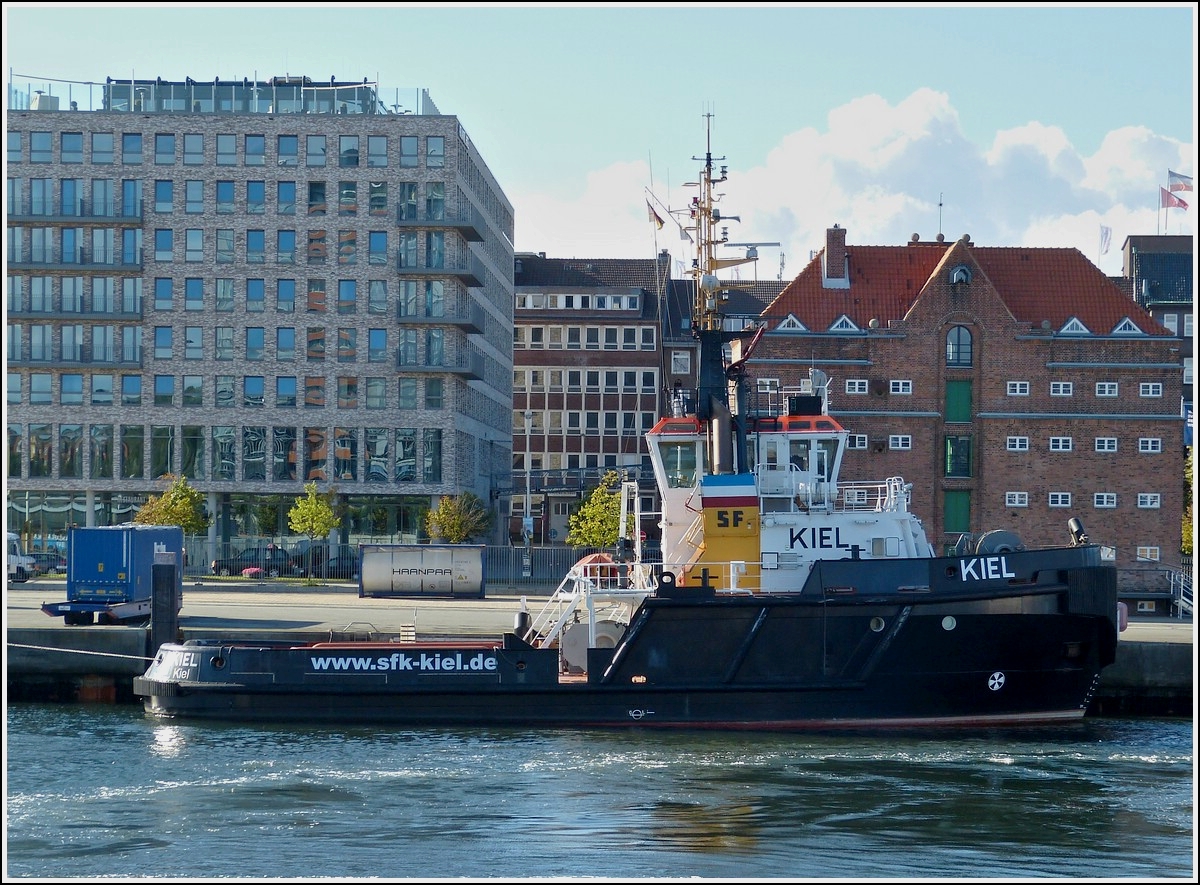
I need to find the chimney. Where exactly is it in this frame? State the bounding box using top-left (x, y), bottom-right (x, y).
top-left (826, 225), bottom-right (847, 279)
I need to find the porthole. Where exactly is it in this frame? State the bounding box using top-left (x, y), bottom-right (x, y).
top-left (941, 616), bottom-right (957, 631)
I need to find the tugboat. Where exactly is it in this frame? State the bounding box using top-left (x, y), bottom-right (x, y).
top-left (135, 125), bottom-right (1122, 730)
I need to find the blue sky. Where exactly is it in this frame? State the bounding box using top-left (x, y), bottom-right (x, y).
top-left (4, 3), bottom-right (1195, 277)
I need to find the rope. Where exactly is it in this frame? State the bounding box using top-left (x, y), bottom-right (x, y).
top-left (6, 642), bottom-right (154, 663)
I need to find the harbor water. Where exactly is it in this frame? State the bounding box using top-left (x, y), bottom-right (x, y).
top-left (5, 704), bottom-right (1194, 880)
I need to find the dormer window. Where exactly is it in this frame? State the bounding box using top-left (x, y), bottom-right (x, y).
top-left (949, 265), bottom-right (972, 285)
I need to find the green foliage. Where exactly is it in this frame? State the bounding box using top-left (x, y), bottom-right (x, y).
top-left (134, 474), bottom-right (209, 534)
top-left (1183, 448), bottom-right (1193, 557)
top-left (288, 483), bottom-right (340, 545)
top-left (425, 492), bottom-right (491, 543)
top-left (565, 470), bottom-right (623, 547)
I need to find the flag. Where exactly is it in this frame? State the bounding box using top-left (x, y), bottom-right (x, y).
top-left (1099, 225), bottom-right (1111, 255)
top-left (647, 201), bottom-right (664, 230)
top-left (1167, 169), bottom-right (1193, 192)
top-left (1160, 187), bottom-right (1189, 210)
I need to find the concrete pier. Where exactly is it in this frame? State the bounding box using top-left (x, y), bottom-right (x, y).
top-left (6, 579), bottom-right (1194, 715)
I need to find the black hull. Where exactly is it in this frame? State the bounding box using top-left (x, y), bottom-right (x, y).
top-left (135, 546), bottom-right (1119, 731)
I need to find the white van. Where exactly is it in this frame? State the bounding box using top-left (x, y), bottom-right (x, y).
top-left (8, 532), bottom-right (34, 583)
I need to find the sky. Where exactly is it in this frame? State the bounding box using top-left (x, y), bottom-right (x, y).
top-left (4, 3), bottom-right (1196, 279)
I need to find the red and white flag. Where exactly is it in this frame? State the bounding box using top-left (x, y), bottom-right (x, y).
top-left (1160, 187), bottom-right (1188, 210)
top-left (1167, 169), bottom-right (1193, 192)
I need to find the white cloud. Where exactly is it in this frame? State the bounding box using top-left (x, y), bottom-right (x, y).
top-left (512, 90), bottom-right (1193, 279)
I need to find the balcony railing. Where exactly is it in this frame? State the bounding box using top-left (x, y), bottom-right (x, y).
top-left (7, 246), bottom-right (144, 271)
top-left (395, 252), bottom-right (484, 287)
top-left (396, 302), bottom-right (484, 333)
top-left (6, 200), bottom-right (143, 223)
top-left (395, 205), bottom-right (484, 241)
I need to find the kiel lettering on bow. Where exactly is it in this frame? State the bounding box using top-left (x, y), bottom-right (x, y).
top-left (789, 526), bottom-right (850, 550)
top-left (959, 556), bottom-right (1016, 582)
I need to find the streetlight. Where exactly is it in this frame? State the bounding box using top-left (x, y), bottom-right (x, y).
top-left (522, 410), bottom-right (533, 577)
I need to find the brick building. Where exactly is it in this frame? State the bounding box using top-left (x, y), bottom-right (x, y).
top-left (749, 225), bottom-right (1185, 568)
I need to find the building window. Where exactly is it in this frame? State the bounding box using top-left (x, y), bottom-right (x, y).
top-left (845, 379), bottom-right (868, 395)
top-left (338, 136), bottom-right (359, 167)
top-left (186, 228), bottom-right (206, 262)
top-left (369, 181), bottom-right (387, 216)
top-left (306, 135), bottom-right (326, 167)
top-left (368, 280), bottom-right (388, 314)
top-left (337, 378), bottom-right (358, 409)
top-left (1049, 436), bottom-right (1073, 452)
top-left (247, 180), bottom-right (265, 214)
top-left (888, 435), bottom-right (912, 450)
top-left (278, 181), bottom-right (296, 215)
top-left (1139, 382), bottom-right (1162, 398)
top-left (245, 134), bottom-right (265, 166)
top-left (367, 136), bottom-right (387, 167)
top-left (944, 435), bottom-right (972, 477)
top-left (890, 379), bottom-right (912, 395)
top-left (216, 134), bottom-right (237, 165)
top-left (121, 132), bottom-right (142, 164)
top-left (276, 327), bottom-right (296, 361)
top-left (399, 136), bottom-right (418, 167)
top-left (338, 180), bottom-right (357, 216)
top-left (1095, 437), bottom-right (1117, 452)
top-left (215, 376), bottom-right (235, 408)
top-left (1138, 438), bottom-right (1162, 453)
top-left (1006, 381), bottom-right (1030, 396)
top-left (183, 133), bottom-right (204, 165)
top-left (277, 230), bottom-right (296, 264)
top-left (365, 377), bottom-right (387, 409)
top-left (246, 229), bottom-right (265, 264)
top-left (1135, 547), bottom-right (1161, 562)
top-left (1137, 493), bottom-right (1161, 509)
top-left (1048, 492), bottom-right (1072, 508)
top-left (153, 326), bottom-right (173, 359)
top-left (214, 229), bottom-right (234, 263)
top-left (182, 375), bottom-right (202, 406)
top-left (847, 434), bottom-right (868, 450)
top-left (368, 328), bottom-right (387, 362)
top-left (216, 180), bottom-right (235, 213)
top-left (1095, 382), bottom-right (1118, 397)
top-left (277, 279), bottom-right (296, 313)
top-left (121, 375), bottom-right (141, 405)
top-left (154, 374), bottom-right (175, 406)
top-left (154, 229), bottom-right (173, 261)
top-left (1050, 381), bottom-right (1073, 397)
top-left (154, 133), bottom-right (175, 165)
top-left (945, 325), bottom-right (972, 366)
top-left (30, 131), bottom-right (52, 163)
top-left (307, 327), bottom-right (325, 360)
top-left (184, 326), bottom-right (203, 359)
top-left (215, 327), bottom-right (234, 360)
top-left (154, 179), bottom-right (173, 212)
top-left (1005, 491), bottom-right (1028, 507)
top-left (276, 376), bottom-right (297, 408)
top-left (1093, 492), bottom-right (1117, 509)
top-left (398, 377), bottom-right (418, 409)
top-left (427, 135), bottom-right (445, 168)
top-left (307, 230), bottom-right (327, 264)
top-left (337, 327), bottom-right (357, 362)
top-left (278, 135), bottom-right (299, 167)
top-left (304, 377), bottom-right (325, 408)
top-left (246, 327), bottom-right (265, 361)
top-left (214, 278), bottom-right (234, 311)
top-left (243, 376), bottom-right (265, 407)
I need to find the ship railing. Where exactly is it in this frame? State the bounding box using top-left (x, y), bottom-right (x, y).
top-left (1168, 566), bottom-right (1193, 619)
top-left (523, 560), bottom-right (647, 653)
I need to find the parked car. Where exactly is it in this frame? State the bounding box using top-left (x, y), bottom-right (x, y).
top-left (211, 547), bottom-right (297, 578)
top-left (320, 550), bottom-right (360, 580)
top-left (291, 544), bottom-right (359, 579)
top-left (30, 551), bottom-right (67, 575)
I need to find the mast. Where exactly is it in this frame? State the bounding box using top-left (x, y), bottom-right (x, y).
top-left (687, 114), bottom-right (757, 475)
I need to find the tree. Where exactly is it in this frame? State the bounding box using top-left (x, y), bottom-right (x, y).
top-left (565, 470), bottom-right (624, 548)
top-left (134, 474), bottom-right (209, 534)
top-left (1183, 448), bottom-right (1193, 557)
top-left (288, 483), bottom-right (340, 578)
top-left (425, 492), bottom-right (491, 543)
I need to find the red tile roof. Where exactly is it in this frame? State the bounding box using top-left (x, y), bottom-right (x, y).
top-left (766, 241), bottom-right (1171, 336)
